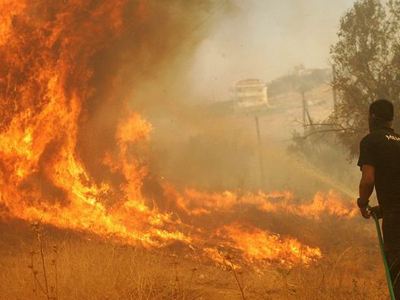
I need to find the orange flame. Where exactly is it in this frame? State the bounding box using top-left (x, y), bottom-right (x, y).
top-left (174, 188), bottom-right (357, 219)
top-left (0, 0), bottom-right (357, 268)
top-left (219, 224), bottom-right (322, 266)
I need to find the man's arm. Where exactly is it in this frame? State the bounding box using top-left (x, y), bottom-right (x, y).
top-left (358, 164), bottom-right (375, 218)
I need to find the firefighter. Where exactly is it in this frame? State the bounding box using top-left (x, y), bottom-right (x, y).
top-left (357, 99), bottom-right (400, 298)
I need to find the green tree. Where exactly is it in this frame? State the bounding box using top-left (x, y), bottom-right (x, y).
top-left (331, 0), bottom-right (400, 156)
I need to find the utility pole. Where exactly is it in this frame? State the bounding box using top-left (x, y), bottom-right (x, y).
top-left (254, 115), bottom-right (265, 186)
top-left (234, 78), bottom-right (268, 188)
top-left (302, 90), bottom-right (313, 135)
top-left (332, 64), bottom-right (338, 112)
top-left (302, 91), bottom-right (307, 131)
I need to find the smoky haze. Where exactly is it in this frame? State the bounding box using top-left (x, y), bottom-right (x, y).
top-left (189, 0), bottom-right (355, 100)
top-left (137, 0), bottom-right (359, 200)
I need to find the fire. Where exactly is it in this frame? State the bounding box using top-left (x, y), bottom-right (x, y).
top-left (175, 188), bottom-right (357, 219)
top-left (0, 0), bottom-right (357, 268)
top-left (218, 224), bottom-right (322, 266)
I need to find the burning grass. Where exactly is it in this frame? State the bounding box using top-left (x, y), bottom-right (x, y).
top-left (0, 215), bottom-right (387, 300)
top-left (0, 0), bottom-right (359, 272)
top-left (0, 1), bottom-right (390, 298)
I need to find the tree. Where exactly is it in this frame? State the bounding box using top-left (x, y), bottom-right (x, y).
top-left (330, 0), bottom-right (400, 156)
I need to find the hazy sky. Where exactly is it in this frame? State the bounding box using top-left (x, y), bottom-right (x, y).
top-left (189, 0), bottom-right (355, 100)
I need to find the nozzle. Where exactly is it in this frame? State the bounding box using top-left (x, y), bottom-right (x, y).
top-left (368, 205), bottom-right (382, 220)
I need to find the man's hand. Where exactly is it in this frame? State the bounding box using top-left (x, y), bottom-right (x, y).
top-left (357, 197), bottom-right (370, 219)
top-left (359, 207), bottom-right (371, 219)
top-left (368, 205), bottom-right (382, 219)
top-left (358, 165), bottom-right (375, 219)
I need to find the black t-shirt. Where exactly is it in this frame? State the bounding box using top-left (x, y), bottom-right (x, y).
top-left (358, 127), bottom-right (400, 213)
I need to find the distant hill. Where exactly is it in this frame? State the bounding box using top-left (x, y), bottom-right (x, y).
top-left (267, 67), bottom-right (332, 97)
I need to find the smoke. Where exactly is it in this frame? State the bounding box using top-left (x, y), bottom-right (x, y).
top-left (0, 1), bottom-right (362, 267)
top-left (190, 0), bottom-right (355, 100)
top-left (0, 0), bottom-right (231, 201)
top-left (0, 0), bottom-right (357, 209)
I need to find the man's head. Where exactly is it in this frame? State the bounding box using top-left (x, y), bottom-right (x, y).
top-left (369, 99), bottom-right (394, 132)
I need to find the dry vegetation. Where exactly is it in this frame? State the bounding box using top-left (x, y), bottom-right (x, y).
top-left (0, 1), bottom-right (393, 299)
top-left (0, 216), bottom-right (388, 300)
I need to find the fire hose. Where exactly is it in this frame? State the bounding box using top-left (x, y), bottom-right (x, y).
top-left (369, 206), bottom-right (396, 300)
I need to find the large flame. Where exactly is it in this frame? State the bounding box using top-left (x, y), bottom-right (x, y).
top-left (0, 0), bottom-right (356, 268)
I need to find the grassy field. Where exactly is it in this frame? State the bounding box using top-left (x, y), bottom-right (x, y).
top-left (0, 214), bottom-right (388, 300)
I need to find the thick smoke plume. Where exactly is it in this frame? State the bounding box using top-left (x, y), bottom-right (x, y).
top-left (0, 0), bottom-right (228, 201)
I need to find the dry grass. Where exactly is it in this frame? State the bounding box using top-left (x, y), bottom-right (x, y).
top-left (0, 220), bottom-right (389, 300)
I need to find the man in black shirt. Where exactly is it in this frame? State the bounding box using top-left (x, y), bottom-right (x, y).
top-left (357, 99), bottom-right (400, 298)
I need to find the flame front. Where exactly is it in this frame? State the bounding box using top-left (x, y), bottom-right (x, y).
top-left (220, 224), bottom-right (322, 266)
top-left (0, 0), bottom-right (356, 268)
